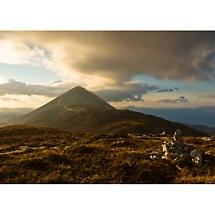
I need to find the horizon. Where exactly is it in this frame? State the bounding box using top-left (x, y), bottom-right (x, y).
top-left (1, 31), bottom-right (215, 126)
top-left (1, 85), bottom-right (215, 127)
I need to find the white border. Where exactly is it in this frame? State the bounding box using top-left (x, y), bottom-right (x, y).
top-left (0, 0), bottom-right (215, 30)
top-left (0, 0), bottom-right (215, 214)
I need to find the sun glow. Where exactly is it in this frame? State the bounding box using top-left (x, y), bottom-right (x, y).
top-left (0, 76), bottom-right (7, 84)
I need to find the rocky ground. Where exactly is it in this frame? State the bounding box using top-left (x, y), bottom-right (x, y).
top-left (0, 125), bottom-right (215, 183)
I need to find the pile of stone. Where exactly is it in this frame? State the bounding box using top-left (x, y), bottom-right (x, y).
top-left (162, 129), bottom-right (203, 166)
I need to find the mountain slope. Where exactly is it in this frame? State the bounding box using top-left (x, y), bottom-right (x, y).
top-left (188, 124), bottom-right (215, 136)
top-left (15, 86), bottom-right (115, 125)
top-left (50, 109), bottom-right (205, 136)
top-left (13, 86), bottom-right (206, 136)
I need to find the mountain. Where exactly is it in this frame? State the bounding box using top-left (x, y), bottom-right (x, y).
top-left (14, 86), bottom-right (115, 125)
top-left (188, 124), bottom-right (215, 136)
top-left (13, 86), bottom-right (206, 136)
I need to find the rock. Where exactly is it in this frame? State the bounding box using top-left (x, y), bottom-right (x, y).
top-left (190, 149), bottom-right (202, 166)
top-left (173, 129), bottom-right (184, 146)
top-left (160, 131), bottom-right (166, 136)
top-left (162, 142), bottom-right (174, 159)
top-left (161, 129), bottom-right (203, 166)
top-left (162, 144), bottom-right (168, 158)
top-left (149, 151), bottom-right (162, 160)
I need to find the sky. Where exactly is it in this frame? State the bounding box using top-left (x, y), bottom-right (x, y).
top-left (0, 31), bottom-right (215, 109)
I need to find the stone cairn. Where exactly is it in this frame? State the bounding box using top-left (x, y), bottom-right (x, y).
top-left (162, 129), bottom-right (203, 166)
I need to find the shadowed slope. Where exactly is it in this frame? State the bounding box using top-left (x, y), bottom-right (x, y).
top-left (15, 86), bottom-right (115, 125)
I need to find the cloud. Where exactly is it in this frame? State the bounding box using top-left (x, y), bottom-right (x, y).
top-left (0, 39), bottom-right (51, 66)
top-left (0, 79), bottom-right (70, 97)
top-left (1, 32), bottom-right (215, 85)
top-left (158, 96), bottom-right (189, 104)
top-left (50, 80), bottom-right (62, 85)
top-left (95, 81), bottom-right (158, 102)
top-left (0, 95), bottom-right (20, 101)
top-left (157, 88), bottom-right (179, 93)
top-left (0, 79), bottom-right (159, 103)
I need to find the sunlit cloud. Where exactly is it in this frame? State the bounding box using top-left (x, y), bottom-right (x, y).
top-left (0, 79), bottom-right (158, 103)
top-left (0, 76), bottom-right (7, 84)
top-left (0, 79), bottom-right (67, 97)
top-left (2, 31), bottom-right (215, 85)
top-left (0, 32), bottom-right (215, 109)
top-left (0, 39), bottom-right (51, 67)
top-left (0, 94), bottom-right (51, 108)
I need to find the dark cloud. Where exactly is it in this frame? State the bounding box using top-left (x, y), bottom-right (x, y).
top-left (157, 88), bottom-right (179, 93)
top-left (159, 96), bottom-right (189, 104)
top-left (56, 32), bottom-right (215, 81)
top-left (71, 32), bottom-right (215, 82)
top-left (95, 82), bottom-right (158, 102)
top-left (51, 80), bottom-right (62, 84)
top-left (3, 31), bottom-right (215, 83)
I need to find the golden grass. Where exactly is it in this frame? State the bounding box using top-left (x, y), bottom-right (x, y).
top-left (0, 125), bottom-right (214, 183)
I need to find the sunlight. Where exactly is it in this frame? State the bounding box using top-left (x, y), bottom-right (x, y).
top-left (0, 76), bottom-right (7, 84)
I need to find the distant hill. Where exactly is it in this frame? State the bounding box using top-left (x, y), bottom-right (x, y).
top-left (0, 108), bottom-right (32, 126)
top-left (188, 124), bottom-right (215, 136)
top-left (126, 106), bottom-right (215, 127)
top-left (13, 86), bottom-right (206, 136)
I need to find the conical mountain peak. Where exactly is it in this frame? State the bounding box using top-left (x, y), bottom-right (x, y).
top-left (68, 86), bottom-right (87, 92)
top-left (73, 86), bottom-right (86, 90)
top-left (56, 86), bottom-right (115, 110)
top-left (60, 86), bottom-right (89, 98)
top-left (17, 86), bottom-right (115, 126)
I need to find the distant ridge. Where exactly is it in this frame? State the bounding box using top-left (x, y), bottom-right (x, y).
top-left (13, 86), bottom-right (206, 136)
top-left (188, 124), bottom-right (215, 136)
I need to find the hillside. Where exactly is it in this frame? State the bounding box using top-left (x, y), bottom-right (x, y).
top-left (189, 124), bottom-right (215, 136)
top-left (12, 86), bottom-right (205, 136)
top-left (0, 125), bottom-right (214, 183)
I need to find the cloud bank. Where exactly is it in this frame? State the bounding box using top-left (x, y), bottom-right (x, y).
top-left (2, 31), bottom-right (215, 85)
top-left (95, 81), bottom-right (158, 102)
top-left (1, 32), bottom-right (215, 108)
top-left (0, 79), bottom-right (159, 103)
top-left (0, 79), bottom-right (66, 97)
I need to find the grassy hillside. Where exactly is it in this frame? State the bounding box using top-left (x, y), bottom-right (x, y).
top-left (0, 125), bottom-right (214, 183)
top-left (14, 109), bottom-right (206, 136)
